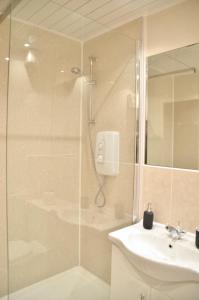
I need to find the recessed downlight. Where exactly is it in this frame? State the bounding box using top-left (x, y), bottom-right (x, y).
top-left (4, 57), bottom-right (9, 61)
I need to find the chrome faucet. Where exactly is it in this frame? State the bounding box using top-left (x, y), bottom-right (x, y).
top-left (166, 224), bottom-right (186, 242)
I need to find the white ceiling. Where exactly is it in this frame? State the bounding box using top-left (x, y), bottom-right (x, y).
top-left (12, 0), bottom-right (186, 41)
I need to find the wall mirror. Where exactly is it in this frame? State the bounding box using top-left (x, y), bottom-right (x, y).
top-left (146, 43), bottom-right (199, 170)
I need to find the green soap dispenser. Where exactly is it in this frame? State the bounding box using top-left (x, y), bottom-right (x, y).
top-left (143, 202), bottom-right (154, 230)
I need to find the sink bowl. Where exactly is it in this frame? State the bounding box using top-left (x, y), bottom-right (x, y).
top-left (109, 221), bottom-right (199, 283)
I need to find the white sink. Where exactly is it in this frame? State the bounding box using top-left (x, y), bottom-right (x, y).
top-left (109, 221), bottom-right (199, 283)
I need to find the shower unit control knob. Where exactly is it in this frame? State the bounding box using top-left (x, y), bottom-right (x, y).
top-left (98, 142), bottom-right (104, 150)
top-left (95, 131), bottom-right (119, 176)
top-left (97, 155), bottom-right (104, 163)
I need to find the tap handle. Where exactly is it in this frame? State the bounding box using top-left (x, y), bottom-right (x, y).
top-left (177, 221), bottom-right (186, 234)
top-left (165, 224), bottom-right (174, 231)
top-left (166, 223), bottom-right (186, 234)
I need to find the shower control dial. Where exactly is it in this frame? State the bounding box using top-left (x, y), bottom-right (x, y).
top-left (97, 155), bottom-right (104, 163)
top-left (98, 142), bottom-right (104, 150)
top-left (95, 131), bottom-right (119, 176)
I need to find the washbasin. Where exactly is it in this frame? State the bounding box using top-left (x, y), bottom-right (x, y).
top-left (109, 221), bottom-right (199, 283)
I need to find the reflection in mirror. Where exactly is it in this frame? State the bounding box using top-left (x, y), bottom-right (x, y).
top-left (146, 43), bottom-right (199, 170)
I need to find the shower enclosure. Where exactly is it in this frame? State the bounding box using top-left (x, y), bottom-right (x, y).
top-left (0, 1), bottom-right (140, 299)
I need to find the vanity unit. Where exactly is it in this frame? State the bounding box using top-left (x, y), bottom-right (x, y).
top-left (109, 222), bottom-right (199, 300)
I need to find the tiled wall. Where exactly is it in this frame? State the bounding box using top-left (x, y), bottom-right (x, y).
top-left (146, 0), bottom-right (199, 56)
top-left (81, 20), bottom-right (141, 283)
top-left (142, 165), bottom-right (199, 232)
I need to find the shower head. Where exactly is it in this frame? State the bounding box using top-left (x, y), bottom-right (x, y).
top-left (71, 67), bottom-right (81, 75)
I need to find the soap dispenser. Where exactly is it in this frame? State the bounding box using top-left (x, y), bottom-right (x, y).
top-left (196, 228), bottom-right (199, 249)
top-left (143, 202), bottom-right (154, 230)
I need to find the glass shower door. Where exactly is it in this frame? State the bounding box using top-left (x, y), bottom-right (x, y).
top-left (7, 2), bottom-right (81, 299)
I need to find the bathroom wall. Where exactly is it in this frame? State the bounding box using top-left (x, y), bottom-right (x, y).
top-left (0, 15), bottom-right (10, 298)
top-left (7, 20), bottom-right (81, 292)
top-left (142, 0), bottom-right (199, 232)
top-left (146, 0), bottom-right (199, 56)
top-left (81, 20), bottom-right (141, 283)
top-left (142, 165), bottom-right (199, 233)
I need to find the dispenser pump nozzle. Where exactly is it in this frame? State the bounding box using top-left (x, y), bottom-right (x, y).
top-left (147, 202), bottom-right (152, 212)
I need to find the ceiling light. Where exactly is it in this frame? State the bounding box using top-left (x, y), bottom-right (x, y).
top-left (60, 70), bottom-right (65, 73)
top-left (4, 57), bottom-right (9, 61)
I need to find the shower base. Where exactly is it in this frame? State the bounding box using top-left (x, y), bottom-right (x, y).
top-left (1, 266), bottom-right (110, 300)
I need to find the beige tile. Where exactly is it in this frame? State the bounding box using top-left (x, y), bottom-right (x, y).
top-left (142, 166), bottom-right (172, 224)
top-left (171, 169), bottom-right (199, 232)
top-left (80, 226), bottom-right (112, 283)
top-left (147, 0), bottom-right (199, 56)
top-left (81, 21), bottom-right (138, 284)
top-left (83, 30), bottom-right (136, 165)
